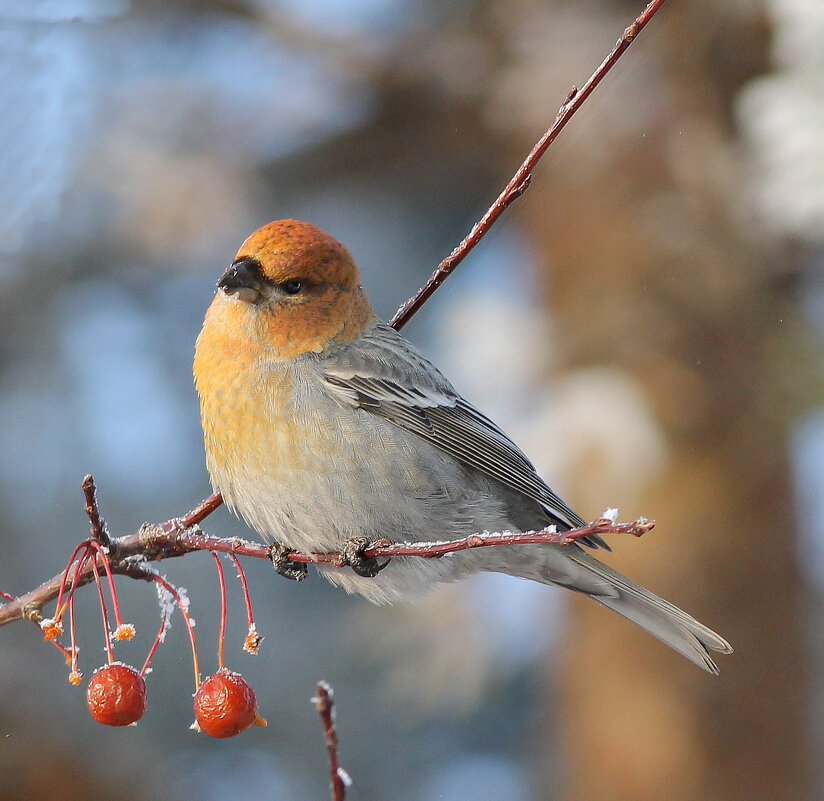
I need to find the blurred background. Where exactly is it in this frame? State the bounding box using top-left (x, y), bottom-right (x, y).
top-left (0, 0), bottom-right (822, 799)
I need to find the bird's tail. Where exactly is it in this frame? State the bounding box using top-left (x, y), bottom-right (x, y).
top-left (492, 544), bottom-right (733, 673)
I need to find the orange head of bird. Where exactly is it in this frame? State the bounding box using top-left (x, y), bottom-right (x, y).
top-left (205, 219), bottom-right (376, 358)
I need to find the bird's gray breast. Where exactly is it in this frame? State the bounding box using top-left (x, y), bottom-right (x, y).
top-left (228, 369), bottom-right (532, 542)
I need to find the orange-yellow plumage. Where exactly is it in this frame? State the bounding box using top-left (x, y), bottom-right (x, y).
top-left (193, 219), bottom-right (374, 480)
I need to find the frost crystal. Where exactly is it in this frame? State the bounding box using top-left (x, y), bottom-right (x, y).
top-left (602, 507), bottom-right (619, 523)
top-left (337, 768), bottom-right (352, 788)
top-left (154, 581), bottom-right (175, 642)
top-left (176, 586), bottom-right (195, 626)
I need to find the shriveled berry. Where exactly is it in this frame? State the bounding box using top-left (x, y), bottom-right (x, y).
top-left (194, 668), bottom-right (262, 738)
top-left (86, 663), bottom-right (146, 726)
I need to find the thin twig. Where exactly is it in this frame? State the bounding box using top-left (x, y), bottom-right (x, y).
top-left (314, 681), bottom-right (348, 801)
top-left (81, 474), bottom-right (111, 549)
top-left (178, 492), bottom-right (223, 528)
top-left (389, 0), bottom-right (669, 330)
top-left (177, 517), bottom-right (652, 564)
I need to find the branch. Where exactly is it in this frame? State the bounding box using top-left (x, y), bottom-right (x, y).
top-left (81, 474), bottom-right (111, 548)
top-left (314, 681), bottom-right (349, 801)
top-left (0, 481), bottom-right (652, 628)
top-left (389, 0), bottom-right (669, 329)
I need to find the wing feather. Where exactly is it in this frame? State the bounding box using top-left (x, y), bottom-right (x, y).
top-left (319, 322), bottom-right (606, 547)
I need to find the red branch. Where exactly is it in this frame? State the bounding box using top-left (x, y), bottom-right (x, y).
top-left (314, 681), bottom-right (348, 801)
top-left (0, 0), bottom-right (668, 628)
top-left (0, 486), bottom-right (653, 628)
top-left (173, 517), bottom-right (651, 564)
top-left (390, 0), bottom-right (669, 330)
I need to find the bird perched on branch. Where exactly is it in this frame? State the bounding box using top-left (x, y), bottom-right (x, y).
top-left (194, 219), bottom-right (731, 673)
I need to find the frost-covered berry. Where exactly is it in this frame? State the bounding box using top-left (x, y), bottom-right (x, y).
top-left (194, 668), bottom-right (263, 738)
top-left (86, 663), bottom-right (146, 726)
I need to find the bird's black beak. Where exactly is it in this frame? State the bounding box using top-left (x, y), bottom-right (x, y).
top-left (218, 257), bottom-right (266, 303)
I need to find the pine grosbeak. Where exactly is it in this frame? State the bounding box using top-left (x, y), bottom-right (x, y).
top-left (194, 219), bottom-right (731, 672)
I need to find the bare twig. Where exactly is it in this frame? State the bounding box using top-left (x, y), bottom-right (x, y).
top-left (314, 681), bottom-right (348, 801)
top-left (178, 492), bottom-right (223, 529)
top-left (389, 0), bottom-right (669, 330)
top-left (81, 474), bottom-right (110, 548)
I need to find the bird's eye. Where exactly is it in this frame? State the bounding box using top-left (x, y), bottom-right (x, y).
top-left (281, 279), bottom-right (304, 295)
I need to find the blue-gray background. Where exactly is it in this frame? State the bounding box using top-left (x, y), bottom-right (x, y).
top-left (1, 2), bottom-right (822, 800)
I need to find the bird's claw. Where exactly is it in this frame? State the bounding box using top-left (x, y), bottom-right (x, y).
top-left (340, 537), bottom-right (390, 578)
top-left (268, 542), bottom-right (308, 582)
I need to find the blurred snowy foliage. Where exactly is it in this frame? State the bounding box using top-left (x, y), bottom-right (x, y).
top-left (0, 7), bottom-right (95, 263)
top-left (738, 0), bottom-right (824, 244)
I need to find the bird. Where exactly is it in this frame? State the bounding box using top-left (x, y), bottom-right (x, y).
top-left (193, 219), bottom-right (732, 673)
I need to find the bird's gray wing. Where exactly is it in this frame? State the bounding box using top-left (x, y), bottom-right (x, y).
top-left (318, 321), bottom-right (607, 548)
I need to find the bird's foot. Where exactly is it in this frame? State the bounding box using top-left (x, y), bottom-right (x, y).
top-left (268, 542), bottom-right (308, 582)
top-left (339, 537), bottom-right (390, 578)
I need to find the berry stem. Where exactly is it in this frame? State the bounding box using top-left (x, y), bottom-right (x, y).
top-left (67, 551), bottom-right (88, 683)
top-left (210, 552), bottom-right (227, 670)
top-left (140, 603), bottom-right (169, 677)
top-left (89, 552), bottom-right (114, 665)
top-left (50, 637), bottom-right (74, 665)
top-left (85, 539), bottom-right (126, 629)
top-left (227, 552), bottom-right (254, 631)
top-left (146, 573), bottom-right (201, 690)
top-left (54, 540), bottom-right (96, 622)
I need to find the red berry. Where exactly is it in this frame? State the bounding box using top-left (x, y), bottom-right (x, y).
top-left (194, 668), bottom-right (261, 738)
top-left (86, 664), bottom-right (146, 726)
